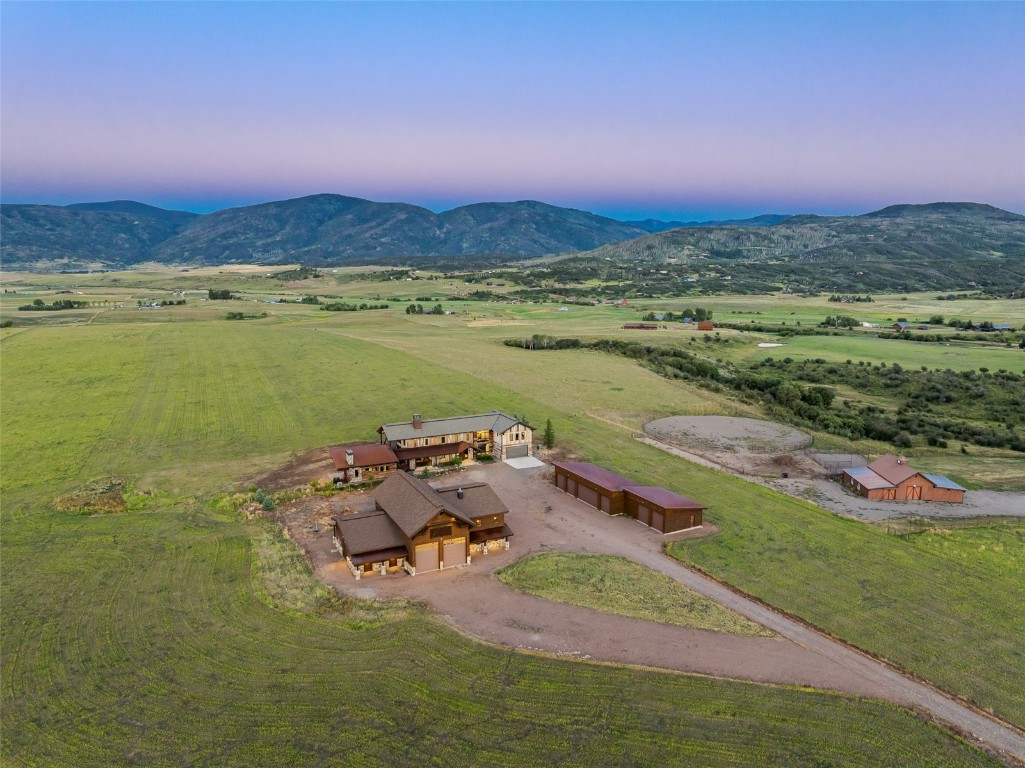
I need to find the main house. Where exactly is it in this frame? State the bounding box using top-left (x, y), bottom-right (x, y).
top-left (841, 454), bottom-right (965, 503)
top-left (332, 471), bottom-right (513, 578)
top-left (378, 410), bottom-right (533, 468)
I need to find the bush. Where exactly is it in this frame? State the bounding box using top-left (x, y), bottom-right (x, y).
top-left (476, 453), bottom-right (495, 463)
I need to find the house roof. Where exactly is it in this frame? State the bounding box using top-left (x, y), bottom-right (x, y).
top-left (867, 454), bottom-right (920, 485)
top-left (921, 473), bottom-right (967, 492)
top-left (329, 443), bottom-right (398, 470)
top-left (379, 410), bottom-right (522, 442)
top-left (394, 441), bottom-right (472, 461)
top-left (843, 465), bottom-right (895, 490)
top-left (624, 486), bottom-right (705, 510)
top-left (554, 461), bottom-right (636, 493)
top-left (373, 471), bottom-right (476, 538)
top-left (435, 482), bottom-right (509, 520)
top-left (333, 510), bottom-right (406, 555)
top-left (470, 524), bottom-right (515, 544)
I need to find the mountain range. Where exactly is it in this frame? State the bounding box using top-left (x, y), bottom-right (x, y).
top-left (1, 194), bottom-right (1022, 272)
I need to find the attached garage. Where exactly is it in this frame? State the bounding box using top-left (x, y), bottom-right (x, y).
top-left (415, 542), bottom-right (439, 573)
top-left (442, 537), bottom-right (467, 569)
top-left (506, 444), bottom-right (530, 459)
top-left (623, 486), bottom-right (705, 534)
top-left (552, 461), bottom-right (632, 516)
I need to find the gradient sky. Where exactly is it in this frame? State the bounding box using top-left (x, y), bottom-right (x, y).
top-left (2, 2), bottom-right (1024, 220)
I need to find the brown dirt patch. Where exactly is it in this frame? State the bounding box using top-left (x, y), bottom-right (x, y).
top-left (250, 447), bottom-right (334, 491)
top-left (644, 416), bottom-right (824, 478)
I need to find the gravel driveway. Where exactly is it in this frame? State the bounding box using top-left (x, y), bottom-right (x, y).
top-left (286, 462), bottom-right (1025, 763)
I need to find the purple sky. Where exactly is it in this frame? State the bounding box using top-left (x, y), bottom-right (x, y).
top-left (2, 2), bottom-right (1024, 220)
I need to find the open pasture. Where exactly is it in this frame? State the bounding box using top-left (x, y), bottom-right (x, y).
top-left (2, 285), bottom-right (1023, 763)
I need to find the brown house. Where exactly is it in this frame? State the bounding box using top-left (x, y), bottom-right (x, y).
top-left (332, 471), bottom-right (513, 578)
top-left (329, 443), bottom-right (399, 485)
top-left (841, 454), bottom-right (965, 503)
top-left (379, 410), bottom-right (533, 465)
top-left (553, 461), bottom-right (705, 533)
top-left (623, 486), bottom-right (705, 533)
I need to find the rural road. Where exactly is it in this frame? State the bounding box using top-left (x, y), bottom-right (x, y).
top-left (294, 462), bottom-right (1025, 765)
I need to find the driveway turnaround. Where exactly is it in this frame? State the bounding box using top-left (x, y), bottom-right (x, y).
top-left (292, 462), bottom-right (1025, 765)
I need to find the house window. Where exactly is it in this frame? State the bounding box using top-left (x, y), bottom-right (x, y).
top-left (430, 526), bottom-right (452, 539)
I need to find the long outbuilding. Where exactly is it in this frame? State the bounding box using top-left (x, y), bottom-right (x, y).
top-left (552, 461), bottom-right (706, 533)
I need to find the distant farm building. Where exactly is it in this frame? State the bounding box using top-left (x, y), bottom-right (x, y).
top-left (379, 410), bottom-right (533, 465)
top-left (552, 461), bottom-right (706, 533)
top-left (332, 471), bottom-right (512, 578)
top-left (623, 323), bottom-right (658, 330)
top-left (696, 321), bottom-right (714, 331)
top-left (841, 454), bottom-right (965, 503)
top-left (892, 322), bottom-right (912, 331)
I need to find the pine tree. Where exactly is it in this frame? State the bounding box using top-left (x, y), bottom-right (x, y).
top-left (543, 418), bottom-right (555, 449)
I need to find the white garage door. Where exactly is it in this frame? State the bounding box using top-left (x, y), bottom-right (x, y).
top-left (415, 543), bottom-right (439, 573)
top-left (442, 538), bottom-right (466, 568)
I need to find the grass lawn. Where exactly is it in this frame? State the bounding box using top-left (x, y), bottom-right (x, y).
top-left (0, 294), bottom-right (1016, 765)
top-left (497, 553), bottom-right (772, 636)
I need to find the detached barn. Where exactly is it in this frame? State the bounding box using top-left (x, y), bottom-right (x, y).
top-left (623, 486), bottom-right (705, 534)
top-left (553, 461), bottom-right (633, 515)
top-left (841, 454), bottom-right (966, 503)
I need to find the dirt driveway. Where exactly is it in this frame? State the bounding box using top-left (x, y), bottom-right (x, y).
top-left (281, 462), bottom-right (1025, 763)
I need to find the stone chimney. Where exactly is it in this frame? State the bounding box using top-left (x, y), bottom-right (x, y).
top-left (345, 449), bottom-right (354, 466)
top-left (413, 414), bottom-right (422, 430)
top-left (457, 488), bottom-right (464, 499)
top-left (896, 456), bottom-right (906, 465)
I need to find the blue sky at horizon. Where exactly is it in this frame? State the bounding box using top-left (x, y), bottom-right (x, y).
top-left (2, 2), bottom-right (1024, 220)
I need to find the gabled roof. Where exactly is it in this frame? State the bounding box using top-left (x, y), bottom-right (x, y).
top-left (329, 443), bottom-right (398, 470)
top-left (394, 441), bottom-right (471, 461)
top-left (624, 486), bottom-right (705, 510)
top-left (435, 482), bottom-right (509, 520)
top-left (867, 454), bottom-right (920, 485)
top-left (922, 473), bottom-right (967, 492)
top-left (333, 509), bottom-right (406, 555)
top-left (379, 410), bottom-right (523, 442)
top-left (843, 465), bottom-right (895, 490)
top-left (553, 461), bottom-right (635, 493)
top-left (373, 471), bottom-right (476, 538)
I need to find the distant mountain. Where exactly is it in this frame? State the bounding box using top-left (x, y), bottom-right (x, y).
top-left (1, 194), bottom-right (649, 270)
top-left (627, 214), bottom-right (793, 233)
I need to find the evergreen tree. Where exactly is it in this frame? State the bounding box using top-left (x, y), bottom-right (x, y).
top-left (543, 418), bottom-right (555, 449)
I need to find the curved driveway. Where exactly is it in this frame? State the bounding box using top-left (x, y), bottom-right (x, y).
top-left (303, 463), bottom-right (1025, 765)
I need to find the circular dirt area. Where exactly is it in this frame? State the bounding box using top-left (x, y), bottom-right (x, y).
top-left (646, 416), bottom-right (811, 455)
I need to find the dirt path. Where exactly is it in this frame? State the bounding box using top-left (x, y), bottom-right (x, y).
top-left (283, 463), bottom-right (1025, 765)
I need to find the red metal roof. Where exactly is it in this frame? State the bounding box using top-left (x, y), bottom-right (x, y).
top-left (867, 454), bottom-right (920, 485)
top-left (624, 486), bottom-right (705, 510)
top-left (329, 443), bottom-right (399, 470)
top-left (393, 441), bottom-right (472, 461)
top-left (554, 461), bottom-right (635, 493)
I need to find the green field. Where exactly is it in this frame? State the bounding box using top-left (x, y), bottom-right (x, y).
top-left (496, 553), bottom-right (773, 636)
top-left (2, 281), bottom-right (1022, 764)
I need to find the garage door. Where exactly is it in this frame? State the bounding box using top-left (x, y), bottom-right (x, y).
top-left (442, 538), bottom-right (466, 568)
top-left (577, 484), bottom-right (599, 509)
top-left (506, 444), bottom-right (529, 459)
top-left (600, 495), bottom-right (611, 514)
top-left (415, 543), bottom-right (439, 573)
top-left (567, 478), bottom-right (576, 496)
top-left (651, 510), bottom-right (665, 532)
top-left (637, 504), bottom-right (651, 526)
top-left (556, 473), bottom-right (566, 491)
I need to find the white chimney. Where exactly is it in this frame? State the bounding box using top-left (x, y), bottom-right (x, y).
top-left (345, 449), bottom-right (355, 466)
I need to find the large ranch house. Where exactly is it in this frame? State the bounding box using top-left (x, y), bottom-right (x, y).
top-left (332, 471), bottom-right (513, 578)
top-left (378, 410), bottom-right (533, 468)
top-left (841, 454), bottom-right (966, 503)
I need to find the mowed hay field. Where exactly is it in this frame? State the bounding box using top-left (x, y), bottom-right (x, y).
top-left (0, 309), bottom-right (1015, 766)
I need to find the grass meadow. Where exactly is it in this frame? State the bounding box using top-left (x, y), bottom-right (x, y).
top-left (496, 553), bottom-right (772, 636)
top-left (1, 281), bottom-right (1021, 765)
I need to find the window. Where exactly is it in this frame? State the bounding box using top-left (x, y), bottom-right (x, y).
top-left (430, 526), bottom-right (452, 539)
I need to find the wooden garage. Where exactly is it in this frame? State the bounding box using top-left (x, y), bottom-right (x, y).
top-left (623, 486), bottom-right (705, 534)
top-left (553, 461), bottom-right (634, 515)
